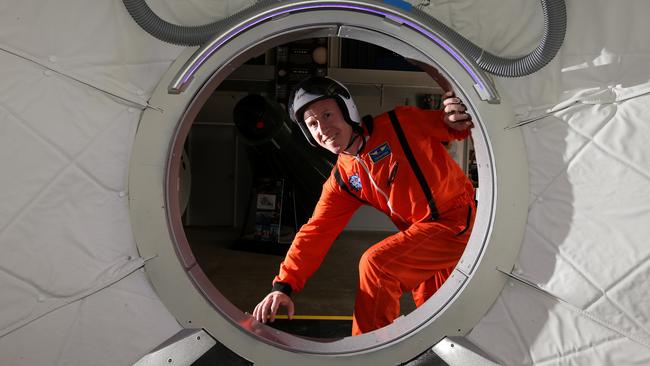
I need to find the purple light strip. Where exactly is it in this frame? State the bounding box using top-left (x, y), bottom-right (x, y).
top-left (180, 2), bottom-right (485, 92)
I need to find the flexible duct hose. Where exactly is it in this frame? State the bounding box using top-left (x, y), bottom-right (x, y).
top-left (123, 0), bottom-right (565, 77)
top-left (411, 0), bottom-right (567, 77)
top-left (122, 0), bottom-right (226, 46)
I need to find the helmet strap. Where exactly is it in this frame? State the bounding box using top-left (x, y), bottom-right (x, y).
top-left (344, 131), bottom-right (365, 155)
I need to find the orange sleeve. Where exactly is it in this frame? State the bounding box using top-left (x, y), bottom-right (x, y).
top-left (397, 106), bottom-right (470, 142)
top-left (273, 172), bottom-right (362, 293)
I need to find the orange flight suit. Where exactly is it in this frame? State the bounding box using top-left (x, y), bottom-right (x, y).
top-left (273, 106), bottom-right (476, 335)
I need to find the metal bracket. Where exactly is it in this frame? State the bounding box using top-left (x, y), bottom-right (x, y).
top-left (133, 329), bottom-right (216, 366)
top-left (432, 336), bottom-right (501, 365)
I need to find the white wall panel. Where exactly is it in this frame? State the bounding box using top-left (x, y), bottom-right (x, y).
top-left (0, 0), bottom-right (649, 364)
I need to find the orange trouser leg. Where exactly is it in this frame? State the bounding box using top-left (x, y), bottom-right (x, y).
top-left (411, 265), bottom-right (455, 307)
top-left (351, 205), bottom-right (475, 336)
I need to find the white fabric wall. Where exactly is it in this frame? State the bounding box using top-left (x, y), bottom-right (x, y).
top-left (423, 0), bottom-right (650, 364)
top-left (0, 0), bottom-right (648, 365)
top-left (0, 1), bottom-right (253, 365)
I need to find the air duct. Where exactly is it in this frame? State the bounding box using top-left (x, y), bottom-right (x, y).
top-left (123, 0), bottom-right (566, 77)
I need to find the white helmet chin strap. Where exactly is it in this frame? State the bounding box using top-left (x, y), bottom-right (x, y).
top-left (343, 130), bottom-right (365, 155)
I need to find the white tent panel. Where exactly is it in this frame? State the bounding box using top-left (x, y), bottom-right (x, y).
top-left (0, 270), bottom-right (181, 366)
top-left (517, 225), bottom-right (602, 308)
top-left (0, 0), bottom-right (198, 363)
top-left (0, 54), bottom-right (151, 335)
top-left (519, 116), bottom-right (593, 204)
top-left (463, 0), bottom-right (650, 363)
top-left (0, 99), bottom-right (67, 235)
top-left (598, 259), bottom-right (650, 339)
top-left (421, 0), bottom-right (544, 56)
top-left (1, 0), bottom-right (649, 364)
top-left (468, 280), bottom-right (650, 365)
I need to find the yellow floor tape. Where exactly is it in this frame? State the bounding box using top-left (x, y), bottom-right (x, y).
top-left (273, 315), bottom-right (353, 321)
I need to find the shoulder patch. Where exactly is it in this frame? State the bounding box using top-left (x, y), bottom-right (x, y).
top-left (349, 173), bottom-right (362, 191)
top-left (368, 142), bottom-right (391, 163)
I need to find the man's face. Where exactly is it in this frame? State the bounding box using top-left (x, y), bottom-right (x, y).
top-left (303, 98), bottom-right (353, 154)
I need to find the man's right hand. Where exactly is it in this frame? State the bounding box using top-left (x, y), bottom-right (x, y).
top-left (442, 91), bottom-right (473, 131)
top-left (253, 291), bottom-right (295, 323)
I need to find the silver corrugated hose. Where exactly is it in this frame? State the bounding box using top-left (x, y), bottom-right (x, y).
top-left (122, 0), bottom-right (261, 46)
top-left (410, 0), bottom-right (566, 77)
top-left (123, 0), bottom-right (565, 77)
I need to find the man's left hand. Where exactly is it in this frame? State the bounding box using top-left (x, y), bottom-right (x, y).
top-left (442, 91), bottom-right (473, 131)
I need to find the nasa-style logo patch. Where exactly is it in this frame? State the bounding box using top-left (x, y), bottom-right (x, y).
top-left (369, 142), bottom-right (391, 163)
top-left (349, 173), bottom-right (362, 191)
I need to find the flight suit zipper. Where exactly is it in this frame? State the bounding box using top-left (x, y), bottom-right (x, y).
top-left (354, 155), bottom-right (408, 225)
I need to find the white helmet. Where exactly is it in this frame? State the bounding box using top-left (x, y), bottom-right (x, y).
top-left (288, 76), bottom-right (361, 146)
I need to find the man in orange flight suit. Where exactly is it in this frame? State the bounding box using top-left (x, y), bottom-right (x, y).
top-left (253, 76), bottom-right (476, 335)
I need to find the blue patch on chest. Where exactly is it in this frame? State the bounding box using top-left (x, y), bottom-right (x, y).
top-left (349, 174), bottom-right (362, 191)
top-left (369, 142), bottom-right (391, 163)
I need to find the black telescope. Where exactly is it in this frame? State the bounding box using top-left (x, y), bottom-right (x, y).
top-left (233, 94), bottom-right (335, 242)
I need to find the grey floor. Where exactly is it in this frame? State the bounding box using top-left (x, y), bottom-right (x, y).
top-left (187, 227), bottom-right (417, 321)
top-left (187, 227), bottom-right (447, 365)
